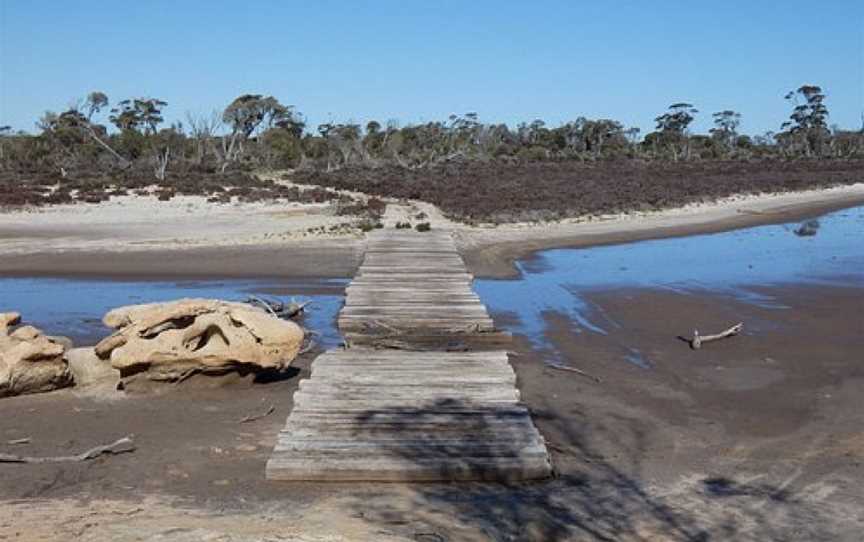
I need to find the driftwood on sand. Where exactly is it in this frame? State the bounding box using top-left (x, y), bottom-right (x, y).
top-left (690, 322), bottom-right (743, 350)
top-left (549, 363), bottom-right (602, 383)
top-left (238, 404), bottom-right (276, 424)
top-left (0, 435), bottom-right (135, 464)
top-left (245, 296), bottom-right (310, 319)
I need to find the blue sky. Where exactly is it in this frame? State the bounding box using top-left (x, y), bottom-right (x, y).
top-left (1, 1), bottom-right (862, 136)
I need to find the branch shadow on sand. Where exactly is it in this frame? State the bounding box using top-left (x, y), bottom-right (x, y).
top-left (342, 398), bottom-right (841, 541)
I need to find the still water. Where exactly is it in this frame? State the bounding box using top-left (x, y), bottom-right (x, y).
top-left (2, 206), bottom-right (862, 362)
top-left (0, 277), bottom-right (347, 348)
top-left (474, 205), bottom-right (864, 366)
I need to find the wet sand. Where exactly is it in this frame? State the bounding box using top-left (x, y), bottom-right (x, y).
top-left (2, 188), bottom-right (864, 540)
top-left (2, 284), bottom-right (862, 540)
top-left (0, 241), bottom-right (364, 280)
top-left (1, 184), bottom-right (862, 280)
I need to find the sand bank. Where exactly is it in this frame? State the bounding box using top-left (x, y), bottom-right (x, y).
top-left (1, 184), bottom-right (862, 279)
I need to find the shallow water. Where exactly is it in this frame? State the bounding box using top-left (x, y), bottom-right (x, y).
top-left (474, 205), bottom-right (864, 366)
top-left (0, 277), bottom-right (347, 348)
top-left (3, 206), bottom-right (862, 363)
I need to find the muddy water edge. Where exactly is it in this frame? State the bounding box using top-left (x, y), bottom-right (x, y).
top-left (0, 206), bottom-right (862, 540)
top-left (472, 205), bottom-right (864, 539)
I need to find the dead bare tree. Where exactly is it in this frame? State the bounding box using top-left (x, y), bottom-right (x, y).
top-left (185, 110), bottom-right (221, 165)
top-left (154, 146), bottom-right (170, 180)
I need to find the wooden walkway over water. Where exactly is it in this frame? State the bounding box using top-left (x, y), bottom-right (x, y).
top-left (266, 229), bottom-right (552, 482)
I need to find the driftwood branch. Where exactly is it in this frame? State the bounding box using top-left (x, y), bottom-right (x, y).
top-left (248, 295), bottom-right (279, 317)
top-left (0, 436), bottom-right (135, 464)
top-left (549, 364), bottom-right (602, 383)
top-left (245, 296), bottom-right (310, 319)
top-left (298, 336), bottom-right (317, 355)
top-left (238, 405), bottom-right (275, 424)
top-left (691, 322), bottom-right (743, 350)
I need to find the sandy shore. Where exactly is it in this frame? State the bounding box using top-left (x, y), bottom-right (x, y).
top-left (2, 185), bottom-right (864, 540)
top-left (3, 283), bottom-right (862, 540)
top-left (1, 183), bottom-right (863, 279)
top-left (0, 194), bottom-right (366, 278)
top-left (456, 183), bottom-right (864, 277)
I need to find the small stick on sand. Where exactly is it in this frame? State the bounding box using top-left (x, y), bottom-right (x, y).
top-left (238, 405), bottom-right (275, 424)
top-left (549, 364), bottom-right (602, 383)
top-left (0, 436), bottom-right (135, 464)
top-left (691, 322), bottom-right (743, 350)
top-left (6, 438), bottom-right (31, 445)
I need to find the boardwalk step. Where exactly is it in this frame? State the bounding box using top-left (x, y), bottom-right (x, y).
top-left (266, 455), bottom-right (552, 482)
top-left (266, 225), bottom-right (551, 482)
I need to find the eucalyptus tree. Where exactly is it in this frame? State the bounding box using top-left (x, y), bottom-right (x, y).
top-left (516, 119), bottom-right (549, 147)
top-left (561, 118), bottom-right (627, 158)
top-left (781, 85), bottom-right (829, 156)
top-left (39, 93), bottom-right (128, 168)
top-left (109, 98), bottom-right (167, 135)
top-left (654, 103), bottom-right (698, 160)
top-left (710, 110), bottom-right (742, 153)
top-left (83, 92), bottom-right (108, 121)
top-left (220, 94), bottom-right (302, 170)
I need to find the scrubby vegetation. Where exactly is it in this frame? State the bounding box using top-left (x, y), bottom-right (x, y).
top-left (0, 85), bottom-right (861, 220)
top-left (294, 159), bottom-right (862, 223)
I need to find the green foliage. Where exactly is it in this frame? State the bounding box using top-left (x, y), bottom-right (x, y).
top-left (8, 83), bottom-right (863, 183)
top-left (262, 128), bottom-right (303, 167)
top-left (780, 85), bottom-right (830, 156)
top-left (655, 103), bottom-right (698, 135)
top-left (359, 220), bottom-right (383, 232)
top-left (710, 110), bottom-right (741, 152)
top-left (223, 94), bottom-right (302, 138)
top-left (110, 98), bottom-right (167, 134)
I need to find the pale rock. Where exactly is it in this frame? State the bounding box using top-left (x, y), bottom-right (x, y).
top-left (0, 312), bottom-right (72, 397)
top-left (66, 346), bottom-right (121, 389)
top-left (94, 299), bottom-right (304, 381)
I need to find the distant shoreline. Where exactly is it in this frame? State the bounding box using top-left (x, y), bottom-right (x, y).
top-left (1, 184), bottom-right (863, 280)
top-left (459, 183), bottom-right (864, 278)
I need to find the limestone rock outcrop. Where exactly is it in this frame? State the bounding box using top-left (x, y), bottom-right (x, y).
top-left (66, 346), bottom-right (121, 390)
top-left (94, 299), bottom-right (305, 380)
top-left (0, 312), bottom-right (73, 397)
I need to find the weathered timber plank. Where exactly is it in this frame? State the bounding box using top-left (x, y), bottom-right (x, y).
top-left (273, 442), bottom-right (549, 458)
top-left (297, 381), bottom-right (519, 395)
top-left (337, 319), bottom-right (495, 330)
top-left (266, 226), bottom-right (551, 483)
top-left (312, 353), bottom-right (508, 361)
top-left (265, 455), bottom-right (552, 482)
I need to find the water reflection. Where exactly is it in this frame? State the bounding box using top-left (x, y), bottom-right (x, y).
top-left (474, 206), bottom-right (864, 367)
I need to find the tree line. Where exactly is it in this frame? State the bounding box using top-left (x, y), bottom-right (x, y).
top-left (0, 85), bottom-right (861, 181)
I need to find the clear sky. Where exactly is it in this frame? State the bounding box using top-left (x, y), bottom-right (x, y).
top-left (1, 1), bottom-right (862, 136)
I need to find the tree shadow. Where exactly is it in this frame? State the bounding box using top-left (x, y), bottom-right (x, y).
top-left (341, 398), bottom-right (840, 541)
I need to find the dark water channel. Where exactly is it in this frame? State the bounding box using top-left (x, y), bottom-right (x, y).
top-left (473, 205), bottom-right (864, 367)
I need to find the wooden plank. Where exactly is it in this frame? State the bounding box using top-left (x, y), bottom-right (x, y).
top-left (273, 442), bottom-right (549, 457)
top-left (297, 382), bottom-right (520, 396)
top-left (266, 455), bottom-right (552, 482)
top-left (291, 396), bottom-right (520, 407)
top-left (266, 224), bottom-right (551, 483)
top-left (316, 350), bottom-right (508, 359)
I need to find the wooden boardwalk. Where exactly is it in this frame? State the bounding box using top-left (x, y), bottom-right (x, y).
top-left (266, 229), bottom-right (552, 482)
